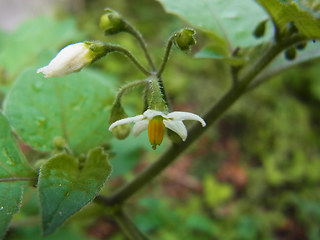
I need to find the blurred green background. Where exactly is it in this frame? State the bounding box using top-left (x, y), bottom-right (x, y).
top-left (0, 0), bottom-right (320, 239)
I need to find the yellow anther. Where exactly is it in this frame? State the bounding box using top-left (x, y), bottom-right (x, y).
top-left (148, 116), bottom-right (165, 150)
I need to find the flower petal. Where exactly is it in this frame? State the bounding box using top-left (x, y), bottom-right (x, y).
top-left (163, 120), bottom-right (188, 141)
top-left (109, 115), bottom-right (144, 131)
top-left (143, 109), bottom-right (167, 120)
top-left (37, 43), bottom-right (91, 78)
top-left (132, 119), bottom-right (149, 137)
top-left (167, 111), bottom-right (206, 127)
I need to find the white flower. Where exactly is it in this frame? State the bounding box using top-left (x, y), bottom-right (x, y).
top-left (37, 42), bottom-right (93, 78)
top-left (109, 109), bottom-right (206, 149)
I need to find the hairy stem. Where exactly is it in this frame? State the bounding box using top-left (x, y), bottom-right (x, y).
top-left (114, 209), bottom-right (149, 240)
top-left (156, 35), bottom-right (174, 78)
top-left (115, 79), bottom-right (149, 103)
top-left (108, 45), bottom-right (151, 76)
top-left (125, 24), bottom-right (156, 71)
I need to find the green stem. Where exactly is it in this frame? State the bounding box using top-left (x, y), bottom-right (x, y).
top-left (115, 79), bottom-right (149, 103)
top-left (125, 24), bottom-right (156, 71)
top-left (98, 38), bottom-right (302, 205)
top-left (114, 209), bottom-right (149, 240)
top-left (156, 35), bottom-right (174, 78)
top-left (108, 45), bottom-right (151, 76)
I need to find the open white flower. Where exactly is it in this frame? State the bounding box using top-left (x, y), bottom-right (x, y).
top-left (37, 42), bottom-right (93, 78)
top-left (109, 109), bottom-right (206, 149)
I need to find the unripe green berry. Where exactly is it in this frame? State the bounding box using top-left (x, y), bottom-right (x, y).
top-left (111, 124), bottom-right (131, 140)
top-left (296, 42), bottom-right (307, 50)
top-left (284, 47), bottom-right (297, 61)
top-left (109, 102), bottom-right (130, 140)
top-left (253, 20), bottom-right (267, 38)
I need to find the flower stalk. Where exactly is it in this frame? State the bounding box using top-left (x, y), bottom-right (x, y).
top-left (156, 35), bottom-right (174, 78)
top-left (125, 23), bottom-right (156, 72)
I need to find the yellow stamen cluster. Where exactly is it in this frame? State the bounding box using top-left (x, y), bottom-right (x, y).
top-left (148, 116), bottom-right (165, 150)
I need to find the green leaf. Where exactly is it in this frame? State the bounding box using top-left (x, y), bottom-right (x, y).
top-left (0, 16), bottom-right (84, 76)
top-left (0, 112), bottom-right (35, 239)
top-left (256, 0), bottom-right (320, 39)
top-left (38, 147), bottom-right (111, 235)
top-left (157, 0), bottom-right (273, 50)
top-left (3, 68), bottom-right (116, 154)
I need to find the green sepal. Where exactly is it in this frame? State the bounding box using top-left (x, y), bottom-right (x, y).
top-left (84, 41), bottom-right (111, 62)
top-left (146, 77), bottom-right (168, 113)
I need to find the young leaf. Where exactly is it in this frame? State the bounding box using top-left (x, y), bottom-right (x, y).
top-left (0, 113), bottom-right (35, 239)
top-left (257, 0), bottom-right (320, 39)
top-left (3, 68), bottom-right (116, 154)
top-left (157, 0), bottom-right (273, 50)
top-left (38, 147), bottom-right (111, 235)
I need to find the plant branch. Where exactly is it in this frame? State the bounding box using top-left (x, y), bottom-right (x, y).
top-left (113, 208), bottom-right (149, 240)
top-left (248, 51), bottom-right (320, 91)
top-left (108, 45), bottom-right (152, 76)
top-left (97, 36), bottom-right (304, 206)
top-left (125, 23), bottom-right (156, 71)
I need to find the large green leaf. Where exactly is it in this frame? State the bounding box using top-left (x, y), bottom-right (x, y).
top-left (256, 0), bottom-right (320, 39)
top-left (3, 68), bottom-right (116, 154)
top-left (0, 16), bottom-right (84, 76)
top-left (0, 113), bottom-right (35, 239)
top-left (38, 147), bottom-right (111, 235)
top-left (157, 0), bottom-right (273, 50)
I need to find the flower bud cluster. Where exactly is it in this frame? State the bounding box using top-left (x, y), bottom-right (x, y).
top-left (36, 9), bottom-right (204, 149)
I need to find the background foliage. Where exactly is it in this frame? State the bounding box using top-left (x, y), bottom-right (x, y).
top-left (0, 0), bottom-right (320, 239)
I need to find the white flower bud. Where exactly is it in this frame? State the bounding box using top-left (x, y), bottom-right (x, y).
top-left (37, 42), bottom-right (95, 78)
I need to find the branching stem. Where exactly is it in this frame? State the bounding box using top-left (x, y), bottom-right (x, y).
top-left (108, 45), bottom-right (151, 76)
top-left (97, 36), bottom-right (304, 205)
